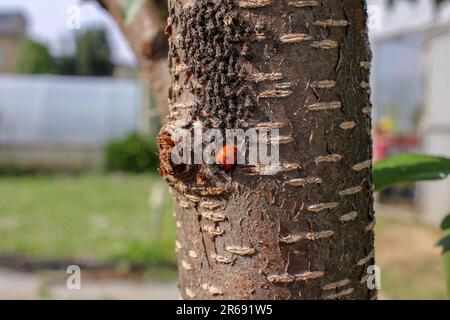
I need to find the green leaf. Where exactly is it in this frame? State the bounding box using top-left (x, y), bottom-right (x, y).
top-left (373, 154), bottom-right (450, 191)
top-left (437, 235), bottom-right (450, 255)
top-left (122, 0), bottom-right (147, 26)
top-left (442, 214), bottom-right (450, 231)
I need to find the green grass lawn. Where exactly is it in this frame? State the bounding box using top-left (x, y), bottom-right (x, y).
top-left (0, 173), bottom-right (176, 267)
top-left (0, 174), bottom-right (448, 298)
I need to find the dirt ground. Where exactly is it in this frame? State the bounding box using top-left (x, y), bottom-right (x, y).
top-left (375, 203), bottom-right (447, 299)
top-left (0, 268), bottom-right (179, 300)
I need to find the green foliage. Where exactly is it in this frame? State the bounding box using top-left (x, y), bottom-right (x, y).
top-left (373, 154), bottom-right (450, 191)
top-left (53, 56), bottom-right (77, 75)
top-left (105, 132), bottom-right (159, 173)
top-left (437, 213), bottom-right (450, 296)
top-left (16, 28), bottom-right (115, 77)
top-left (0, 174), bottom-right (176, 267)
top-left (75, 27), bottom-right (114, 77)
top-left (373, 153), bottom-right (450, 296)
top-left (438, 235), bottom-right (450, 254)
top-left (442, 214), bottom-right (450, 231)
top-left (17, 38), bottom-right (55, 75)
top-left (438, 213), bottom-right (450, 255)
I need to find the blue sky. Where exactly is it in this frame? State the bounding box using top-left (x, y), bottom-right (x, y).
top-left (0, 0), bottom-right (136, 66)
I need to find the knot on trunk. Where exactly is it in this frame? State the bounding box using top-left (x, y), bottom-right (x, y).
top-left (157, 125), bottom-right (196, 180)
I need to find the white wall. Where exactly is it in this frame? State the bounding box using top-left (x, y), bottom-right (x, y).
top-left (420, 31), bottom-right (450, 226)
top-left (0, 75), bottom-right (141, 145)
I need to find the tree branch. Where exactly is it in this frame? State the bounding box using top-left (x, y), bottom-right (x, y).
top-left (97, 0), bottom-right (170, 121)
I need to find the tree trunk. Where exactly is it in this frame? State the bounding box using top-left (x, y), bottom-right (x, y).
top-left (159, 0), bottom-right (375, 300)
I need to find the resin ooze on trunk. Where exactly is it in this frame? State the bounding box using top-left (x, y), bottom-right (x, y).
top-left (159, 0), bottom-right (375, 300)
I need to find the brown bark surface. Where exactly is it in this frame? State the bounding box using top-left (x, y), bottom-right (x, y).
top-left (160, 0), bottom-right (375, 300)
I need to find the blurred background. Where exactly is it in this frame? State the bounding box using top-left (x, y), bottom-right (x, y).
top-left (0, 0), bottom-right (449, 299)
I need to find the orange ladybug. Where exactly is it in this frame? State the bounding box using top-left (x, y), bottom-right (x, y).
top-left (215, 145), bottom-right (237, 170)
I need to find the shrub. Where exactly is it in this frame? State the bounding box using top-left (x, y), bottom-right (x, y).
top-left (105, 133), bottom-right (158, 173)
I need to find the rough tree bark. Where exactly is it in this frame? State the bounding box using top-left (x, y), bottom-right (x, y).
top-left (158, 0), bottom-right (375, 300)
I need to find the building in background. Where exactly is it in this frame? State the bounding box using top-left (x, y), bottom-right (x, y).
top-left (420, 22), bottom-right (450, 226)
top-left (371, 17), bottom-right (450, 226)
top-left (0, 12), bottom-right (27, 73)
top-left (0, 75), bottom-right (146, 171)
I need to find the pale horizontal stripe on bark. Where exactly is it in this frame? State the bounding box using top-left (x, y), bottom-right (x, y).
top-left (171, 83), bottom-right (181, 91)
top-left (170, 102), bottom-right (195, 110)
top-left (236, 165), bottom-right (261, 175)
top-left (238, 0), bottom-right (272, 8)
top-left (225, 246), bottom-right (256, 256)
top-left (360, 81), bottom-right (370, 89)
top-left (311, 40), bottom-right (338, 49)
top-left (315, 154), bottom-right (343, 164)
top-left (310, 80), bottom-right (336, 89)
top-left (308, 203), bottom-right (339, 213)
top-left (238, 163), bottom-right (301, 176)
top-left (247, 72), bottom-right (283, 83)
top-left (365, 221), bottom-right (376, 232)
top-left (352, 160), bottom-right (372, 171)
top-left (360, 61), bottom-right (371, 70)
top-left (269, 135), bottom-right (294, 144)
top-left (212, 254), bottom-right (234, 264)
top-left (323, 287), bottom-right (354, 300)
top-left (201, 283), bottom-right (223, 296)
top-left (176, 221), bottom-right (182, 228)
top-left (266, 273), bottom-right (295, 283)
top-left (288, 0), bottom-right (320, 7)
top-left (169, 111), bottom-right (180, 118)
top-left (188, 250), bottom-right (198, 258)
top-left (175, 240), bottom-right (183, 250)
top-left (339, 211), bottom-right (359, 222)
top-left (250, 33), bottom-right (267, 41)
top-left (201, 211), bottom-right (226, 222)
top-left (280, 33), bottom-right (313, 43)
top-left (322, 279), bottom-right (351, 291)
top-left (362, 106), bottom-right (372, 114)
top-left (198, 188), bottom-right (225, 196)
top-left (308, 101), bottom-right (342, 111)
top-left (340, 121), bottom-right (357, 130)
top-left (185, 288), bottom-right (196, 298)
top-left (200, 201), bottom-right (220, 210)
top-left (339, 186), bottom-right (363, 196)
top-left (255, 122), bottom-right (285, 129)
top-left (179, 201), bottom-right (190, 209)
top-left (174, 63), bottom-right (189, 74)
top-left (267, 271), bottom-right (325, 283)
top-left (185, 194), bottom-right (200, 203)
top-left (360, 273), bottom-right (371, 284)
top-left (181, 260), bottom-right (192, 271)
top-left (258, 89), bottom-right (293, 99)
top-left (260, 163), bottom-right (300, 175)
top-left (280, 231), bottom-right (335, 244)
top-left (313, 19), bottom-right (349, 27)
top-left (203, 225), bottom-right (224, 236)
top-left (295, 271), bottom-right (325, 281)
top-left (356, 250), bottom-right (375, 266)
top-left (275, 82), bottom-right (296, 89)
top-left (287, 177), bottom-right (323, 187)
